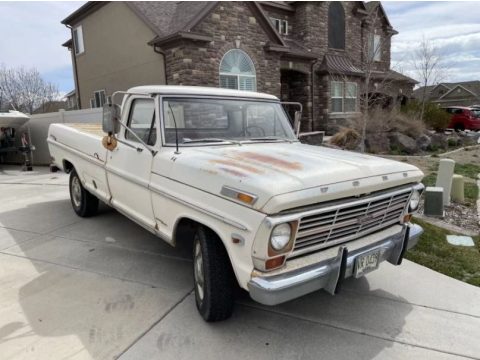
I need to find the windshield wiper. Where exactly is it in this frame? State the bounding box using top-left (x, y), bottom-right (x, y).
top-left (182, 138), bottom-right (240, 145)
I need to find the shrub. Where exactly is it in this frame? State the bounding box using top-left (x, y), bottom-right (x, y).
top-left (329, 127), bottom-right (361, 150)
top-left (402, 100), bottom-right (450, 131)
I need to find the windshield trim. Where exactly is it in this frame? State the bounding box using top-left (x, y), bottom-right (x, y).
top-left (159, 95), bottom-right (297, 148)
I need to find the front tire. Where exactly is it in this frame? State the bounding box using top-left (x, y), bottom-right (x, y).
top-left (193, 226), bottom-right (235, 322)
top-left (69, 169), bottom-right (99, 217)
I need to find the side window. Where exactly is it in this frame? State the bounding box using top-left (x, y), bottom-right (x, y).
top-left (126, 99), bottom-right (156, 145)
top-left (73, 25), bottom-right (84, 55)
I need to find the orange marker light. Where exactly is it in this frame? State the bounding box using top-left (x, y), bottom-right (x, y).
top-left (403, 214), bottom-right (412, 223)
top-left (237, 193), bottom-right (255, 204)
top-left (265, 256), bottom-right (285, 270)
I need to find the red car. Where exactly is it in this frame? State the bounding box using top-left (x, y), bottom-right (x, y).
top-left (444, 106), bottom-right (480, 131)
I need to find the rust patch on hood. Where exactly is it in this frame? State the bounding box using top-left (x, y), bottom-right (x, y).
top-left (233, 152), bottom-right (302, 171)
top-left (210, 159), bottom-right (264, 174)
top-left (218, 167), bottom-right (248, 178)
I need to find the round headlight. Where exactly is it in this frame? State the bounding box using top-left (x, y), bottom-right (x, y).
top-left (270, 223), bottom-right (292, 251)
top-left (409, 190), bottom-right (421, 211)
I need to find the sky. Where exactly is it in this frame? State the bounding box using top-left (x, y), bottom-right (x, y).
top-left (0, 1), bottom-right (479, 95)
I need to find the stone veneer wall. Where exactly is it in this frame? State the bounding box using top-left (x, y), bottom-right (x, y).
top-left (164, 2), bottom-right (282, 98)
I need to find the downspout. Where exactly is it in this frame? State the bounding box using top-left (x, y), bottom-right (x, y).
top-left (153, 45), bottom-right (168, 85)
top-left (65, 24), bottom-right (81, 109)
top-left (310, 58), bottom-right (320, 133)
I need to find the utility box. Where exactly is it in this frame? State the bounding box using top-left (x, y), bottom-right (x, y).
top-left (424, 186), bottom-right (444, 217)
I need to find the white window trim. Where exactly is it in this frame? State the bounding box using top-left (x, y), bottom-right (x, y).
top-left (218, 49), bottom-right (257, 91)
top-left (73, 25), bottom-right (84, 55)
top-left (330, 81), bottom-right (358, 114)
top-left (270, 17), bottom-right (288, 35)
top-left (93, 89), bottom-right (106, 108)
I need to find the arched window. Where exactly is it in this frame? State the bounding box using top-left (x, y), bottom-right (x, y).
top-left (328, 2), bottom-right (345, 50)
top-left (219, 49), bottom-right (256, 91)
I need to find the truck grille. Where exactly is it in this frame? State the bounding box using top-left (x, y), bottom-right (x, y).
top-left (292, 187), bottom-right (412, 257)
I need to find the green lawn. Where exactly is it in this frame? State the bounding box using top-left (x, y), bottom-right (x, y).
top-left (455, 163), bottom-right (480, 180)
top-left (406, 218), bottom-right (480, 287)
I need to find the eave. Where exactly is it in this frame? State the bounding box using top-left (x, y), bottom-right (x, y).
top-left (148, 32), bottom-right (213, 47)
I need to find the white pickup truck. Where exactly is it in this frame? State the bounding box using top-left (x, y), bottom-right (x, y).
top-left (48, 86), bottom-right (424, 321)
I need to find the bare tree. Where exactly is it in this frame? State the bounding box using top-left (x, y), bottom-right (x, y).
top-left (330, 5), bottom-right (407, 152)
top-left (0, 65), bottom-right (60, 114)
top-left (411, 36), bottom-right (448, 120)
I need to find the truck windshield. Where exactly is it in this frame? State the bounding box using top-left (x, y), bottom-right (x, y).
top-left (162, 98), bottom-right (297, 146)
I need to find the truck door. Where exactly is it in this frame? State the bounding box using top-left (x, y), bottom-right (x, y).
top-left (105, 96), bottom-right (157, 230)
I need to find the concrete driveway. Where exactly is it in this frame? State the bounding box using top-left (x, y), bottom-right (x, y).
top-left (0, 165), bottom-right (479, 360)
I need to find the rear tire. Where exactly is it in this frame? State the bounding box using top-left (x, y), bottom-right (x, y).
top-left (193, 226), bottom-right (235, 322)
top-left (454, 123), bottom-right (465, 132)
top-left (69, 169), bottom-right (99, 217)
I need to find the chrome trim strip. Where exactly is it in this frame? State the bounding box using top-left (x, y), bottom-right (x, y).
top-left (149, 183), bottom-right (248, 231)
top-left (105, 164), bottom-right (150, 188)
top-left (47, 138), bottom-right (104, 167)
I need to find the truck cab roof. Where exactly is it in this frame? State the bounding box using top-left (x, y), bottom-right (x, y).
top-left (127, 85), bottom-right (279, 101)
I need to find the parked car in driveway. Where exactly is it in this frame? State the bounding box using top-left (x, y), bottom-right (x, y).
top-left (444, 106), bottom-right (480, 131)
top-left (47, 86), bottom-right (424, 321)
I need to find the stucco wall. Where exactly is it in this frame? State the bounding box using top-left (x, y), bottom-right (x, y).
top-left (72, 2), bottom-right (166, 109)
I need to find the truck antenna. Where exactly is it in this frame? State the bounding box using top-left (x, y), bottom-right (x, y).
top-left (167, 102), bottom-right (180, 154)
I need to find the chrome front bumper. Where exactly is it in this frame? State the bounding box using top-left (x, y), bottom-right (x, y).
top-left (248, 223), bottom-right (423, 306)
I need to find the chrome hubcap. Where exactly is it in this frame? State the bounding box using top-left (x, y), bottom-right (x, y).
top-left (71, 176), bottom-right (82, 208)
top-left (193, 238), bottom-right (205, 301)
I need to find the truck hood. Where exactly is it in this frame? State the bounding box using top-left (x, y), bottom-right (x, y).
top-left (167, 142), bottom-right (423, 213)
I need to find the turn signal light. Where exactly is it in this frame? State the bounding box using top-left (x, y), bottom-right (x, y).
top-left (265, 256), bottom-right (285, 270)
top-left (237, 192), bottom-right (255, 204)
top-left (403, 214), bottom-right (412, 223)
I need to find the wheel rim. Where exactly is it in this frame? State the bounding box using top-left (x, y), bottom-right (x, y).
top-left (71, 176), bottom-right (82, 208)
top-left (194, 238), bottom-right (205, 301)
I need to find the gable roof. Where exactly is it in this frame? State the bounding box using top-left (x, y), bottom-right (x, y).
top-left (364, 1), bottom-right (397, 33)
top-left (438, 84), bottom-right (479, 100)
top-left (413, 81), bottom-right (480, 100)
top-left (126, 1), bottom-right (215, 39)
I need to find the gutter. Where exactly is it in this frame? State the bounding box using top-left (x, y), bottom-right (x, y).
top-left (65, 25), bottom-right (82, 109)
top-left (310, 58), bottom-right (321, 133)
top-left (153, 46), bottom-right (168, 85)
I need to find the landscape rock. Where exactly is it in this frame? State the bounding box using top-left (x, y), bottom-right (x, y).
top-left (416, 134), bottom-right (431, 151)
top-left (430, 133), bottom-right (448, 150)
top-left (388, 132), bottom-right (417, 154)
top-left (366, 132), bottom-right (390, 153)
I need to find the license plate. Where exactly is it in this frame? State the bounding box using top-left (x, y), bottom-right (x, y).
top-left (354, 250), bottom-right (380, 278)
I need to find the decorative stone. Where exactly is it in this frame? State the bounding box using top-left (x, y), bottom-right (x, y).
top-left (436, 159), bottom-right (455, 206)
top-left (416, 134), bottom-right (431, 151)
top-left (388, 132), bottom-right (417, 154)
top-left (451, 174), bottom-right (464, 203)
top-left (446, 235), bottom-right (475, 247)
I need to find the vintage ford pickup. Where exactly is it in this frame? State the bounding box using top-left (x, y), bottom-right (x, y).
top-left (48, 86), bottom-right (424, 321)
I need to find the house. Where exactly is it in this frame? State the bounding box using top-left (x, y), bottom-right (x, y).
top-left (61, 1), bottom-right (417, 133)
top-left (412, 81), bottom-right (480, 108)
top-left (64, 89), bottom-right (78, 110)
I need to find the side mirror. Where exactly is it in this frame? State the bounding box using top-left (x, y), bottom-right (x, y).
top-left (102, 103), bottom-right (121, 134)
top-left (293, 111), bottom-right (302, 137)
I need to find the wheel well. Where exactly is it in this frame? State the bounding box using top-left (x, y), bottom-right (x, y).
top-left (173, 218), bottom-right (236, 275)
top-left (63, 160), bottom-right (74, 173)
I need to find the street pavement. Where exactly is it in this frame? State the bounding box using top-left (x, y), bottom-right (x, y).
top-left (0, 165), bottom-right (479, 360)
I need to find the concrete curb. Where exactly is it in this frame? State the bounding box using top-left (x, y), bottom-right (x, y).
top-left (414, 214), bottom-right (478, 237)
top-left (477, 174), bottom-right (480, 227)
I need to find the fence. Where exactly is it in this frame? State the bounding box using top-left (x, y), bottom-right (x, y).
top-left (3, 108), bottom-right (102, 166)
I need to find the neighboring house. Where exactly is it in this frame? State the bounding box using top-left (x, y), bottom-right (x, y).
top-left (64, 89), bottom-right (78, 110)
top-left (32, 101), bottom-right (69, 114)
top-left (62, 1), bottom-right (417, 133)
top-left (412, 81), bottom-right (480, 108)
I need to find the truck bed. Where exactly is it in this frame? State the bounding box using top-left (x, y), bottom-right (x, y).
top-left (64, 123), bottom-right (104, 138)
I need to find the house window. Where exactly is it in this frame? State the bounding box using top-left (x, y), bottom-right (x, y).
top-left (369, 34), bottom-right (381, 61)
top-left (328, 2), bottom-right (345, 50)
top-left (72, 25), bottom-right (84, 55)
top-left (331, 81), bottom-right (357, 113)
top-left (270, 17), bottom-right (288, 35)
top-left (219, 49), bottom-right (256, 91)
top-left (94, 90), bottom-right (106, 108)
